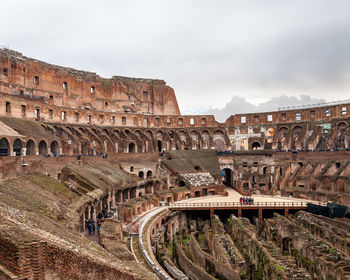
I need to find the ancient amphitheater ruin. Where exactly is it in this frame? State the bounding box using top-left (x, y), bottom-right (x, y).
top-left (0, 48), bottom-right (349, 280)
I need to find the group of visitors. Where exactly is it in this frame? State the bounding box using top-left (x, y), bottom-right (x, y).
top-left (85, 219), bottom-right (101, 235)
top-left (240, 196), bottom-right (254, 205)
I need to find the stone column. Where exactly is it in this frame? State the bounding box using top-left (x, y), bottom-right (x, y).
top-left (92, 205), bottom-right (97, 221)
top-left (107, 192), bottom-right (111, 210)
top-left (80, 210), bottom-right (85, 232)
top-left (238, 208), bottom-right (242, 218)
top-left (87, 206), bottom-right (91, 220)
top-left (258, 208), bottom-right (263, 227)
top-left (111, 191), bottom-right (116, 208)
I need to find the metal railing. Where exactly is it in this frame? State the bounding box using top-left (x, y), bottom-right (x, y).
top-left (169, 201), bottom-right (325, 209)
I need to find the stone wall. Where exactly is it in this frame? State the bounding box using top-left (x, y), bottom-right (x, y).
top-left (174, 240), bottom-right (216, 280)
top-left (188, 233), bottom-right (240, 280)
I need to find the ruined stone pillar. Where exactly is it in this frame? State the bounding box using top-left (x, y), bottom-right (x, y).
top-left (107, 192), bottom-right (111, 210)
top-left (258, 208), bottom-right (263, 227)
top-left (87, 206), bottom-right (91, 220)
top-left (238, 208), bottom-right (242, 218)
top-left (111, 191), bottom-right (116, 208)
top-left (115, 142), bottom-right (119, 153)
top-left (80, 210), bottom-right (85, 232)
top-left (210, 209), bottom-right (214, 232)
top-left (98, 200), bottom-right (102, 212)
top-left (92, 205), bottom-right (97, 221)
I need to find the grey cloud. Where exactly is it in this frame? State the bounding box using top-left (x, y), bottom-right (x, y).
top-left (204, 95), bottom-right (326, 122)
top-left (0, 1), bottom-right (349, 113)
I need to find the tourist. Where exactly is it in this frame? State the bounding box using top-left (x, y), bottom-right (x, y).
top-left (240, 197), bottom-right (243, 205)
top-left (97, 221), bottom-right (101, 234)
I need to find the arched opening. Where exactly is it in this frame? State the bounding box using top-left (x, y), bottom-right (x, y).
top-left (0, 138), bottom-right (9, 156)
top-left (282, 237), bottom-right (292, 252)
top-left (129, 143), bottom-right (135, 153)
top-left (178, 180), bottom-right (186, 187)
top-left (38, 140), bottom-right (48, 155)
top-left (50, 141), bottom-right (59, 155)
top-left (251, 142), bottom-right (261, 150)
top-left (336, 179), bottom-right (345, 193)
top-left (146, 170), bottom-right (152, 178)
top-left (81, 142), bottom-right (89, 155)
top-left (26, 140), bottom-right (35, 155)
top-left (222, 168), bottom-right (233, 187)
top-left (194, 165), bottom-right (201, 171)
top-left (263, 167), bottom-right (267, 175)
top-left (157, 140), bottom-right (162, 152)
top-left (214, 139), bottom-right (225, 150)
top-left (13, 139), bottom-right (22, 156)
top-left (138, 171), bottom-right (144, 178)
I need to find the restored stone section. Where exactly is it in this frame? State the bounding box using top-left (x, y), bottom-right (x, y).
top-left (263, 213), bottom-right (350, 280)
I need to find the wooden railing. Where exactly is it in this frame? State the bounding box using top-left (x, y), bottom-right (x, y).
top-left (169, 201), bottom-right (326, 209)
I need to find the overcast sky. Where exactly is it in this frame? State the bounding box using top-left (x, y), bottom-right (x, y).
top-left (1, 1), bottom-right (350, 121)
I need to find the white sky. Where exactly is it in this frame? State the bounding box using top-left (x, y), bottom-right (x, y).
top-left (1, 1), bottom-right (350, 120)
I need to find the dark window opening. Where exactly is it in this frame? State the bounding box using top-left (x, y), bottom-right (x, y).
top-left (130, 166), bottom-right (134, 172)
top-left (3, 68), bottom-right (8, 76)
top-left (298, 185), bottom-right (305, 188)
top-left (88, 115), bottom-right (91, 124)
top-left (49, 109), bottom-right (53, 119)
top-left (138, 171), bottom-right (144, 178)
top-left (34, 76), bottom-right (39, 85)
top-left (194, 165), bottom-right (201, 171)
top-left (19, 90), bottom-right (24, 96)
top-left (75, 112), bottom-right (79, 121)
top-left (111, 116), bottom-right (115, 124)
top-left (336, 162), bottom-right (340, 168)
top-left (21, 105), bottom-right (26, 117)
top-left (63, 82), bottom-right (68, 90)
top-left (5, 102), bottom-right (11, 113)
top-left (49, 95), bottom-right (53, 100)
top-left (263, 167), bottom-right (267, 174)
top-left (90, 86), bottom-right (95, 94)
top-left (298, 162), bottom-right (303, 167)
top-left (143, 91), bottom-right (148, 100)
top-left (243, 183), bottom-right (249, 190)
top-left (253, 162), bottom-right (258, 167)
top-left (178, 180), bottom-right (185, 187)
top-left (105, 102), bottom-right (108, 106)
top-left (157, 140), bottom-right (162, 152)
top-left (243, 162), bottom-right (248, 167)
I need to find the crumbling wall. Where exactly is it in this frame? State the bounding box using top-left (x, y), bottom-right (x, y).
top-left (188, 233), bottom-right (240, 280)
top-left (174, 240), bottom-right (216, 280)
